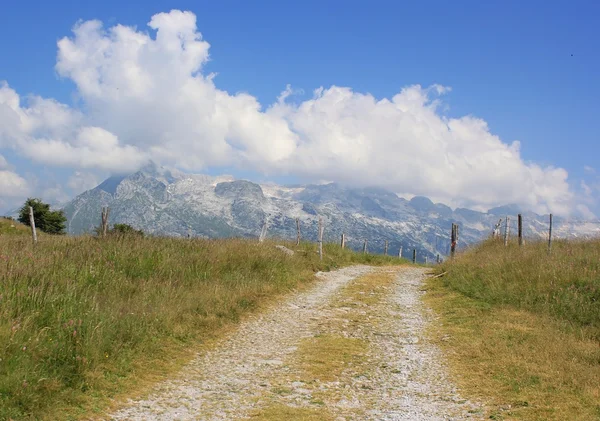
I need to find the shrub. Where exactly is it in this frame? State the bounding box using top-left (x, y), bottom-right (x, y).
top-left (17, 198), bottom-right (66, 235)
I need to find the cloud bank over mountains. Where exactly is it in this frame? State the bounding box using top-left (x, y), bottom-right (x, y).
top-left (0, 10), bottom-right (580, 215)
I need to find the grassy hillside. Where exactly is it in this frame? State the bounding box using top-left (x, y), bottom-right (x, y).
top-left (0, 234), bottom-right (399, 420)
top-left (426, 239), bottom-right (600, 420)
top-left (0, 217), bottom-right (32, 236)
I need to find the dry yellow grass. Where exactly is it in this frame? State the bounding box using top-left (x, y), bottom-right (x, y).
top-left (425, 265), bottom-right (600, 420)
top-left (248, 404), bottom-right (334, 421)
top-left (296, 334), bottom-right (368, 383)
top-left (247, 270), bottom-right (399, 420)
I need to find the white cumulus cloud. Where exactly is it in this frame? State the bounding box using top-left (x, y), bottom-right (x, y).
top-left (0, 154), bottom-right (29, 206)
top-left (67, 171), bottom-right (99, 194)
top-left (0, 10), bottom-right (578, 215)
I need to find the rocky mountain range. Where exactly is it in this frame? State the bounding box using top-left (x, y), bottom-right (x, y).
top-left (61, 163), bottom-right (600, 262)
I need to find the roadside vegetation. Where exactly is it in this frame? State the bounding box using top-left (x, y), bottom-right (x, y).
top-left (426, 239), bottom-right (600, 420)
top-left (0, 223), bottom-right (399, 420)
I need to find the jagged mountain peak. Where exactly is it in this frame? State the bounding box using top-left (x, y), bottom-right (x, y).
top-left (60, 169), bottom-right (600, 261)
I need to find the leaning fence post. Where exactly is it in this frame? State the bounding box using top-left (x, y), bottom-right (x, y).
top-left (398, 246), bottom-right (403, 259)
top-left (548, 213), bottom-right (553, 254)
top-left (28, 206), bottom-right (37, 245)
top-left (340, 233), bottom-right (345, 249)
top-left (491, 218), bottom-right (502, 239)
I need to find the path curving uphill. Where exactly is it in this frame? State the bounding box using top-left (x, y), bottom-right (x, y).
top-left (107, 265), bottom-right (481, 420)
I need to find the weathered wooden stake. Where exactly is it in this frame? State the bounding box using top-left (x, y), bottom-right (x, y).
top-left (318, 217), bottom-right (323, 260)
top-left (384, 240), bottom-right (388, 256)
top-left (425, 256), bottom-right (428, 264)
top-left (363, 239), bottom-right (368, 254)
top-left (450, 223), bottom-right (457, 259)
top-left (548, 213), bottom-right (553, 254)
top-left (412, 249), bottom-right (417, 264)
top-left (398, 246), bottom-right (403, 259)
top-left (259, 221), bottom-right (268, 243)
top-left (296, 218), bottom-right (301, 246)
top-left (493, 218), bottom-right (502, 238)
top-left (518, 214), bottom-right (523, 247)
top-left (436, 253), bottom-right (440, 264)
top-left (503, 216), bottom-right (510, 246)
top-left (101, 207), bottom-right (111, 237)
top-left (28, 206), bottom-right (37, 245)
top-left (340, 233), bottom-right (346, 249)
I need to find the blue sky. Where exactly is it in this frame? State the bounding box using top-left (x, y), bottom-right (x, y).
top-left (0, 0), bottom-right (599, 216)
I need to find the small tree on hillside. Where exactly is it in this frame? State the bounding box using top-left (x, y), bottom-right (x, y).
top-left (18, 198), bottom-right (67, 235)
top-left (94, 223), bottom-right (144, 237)
top-left (112, 223), bottom-right (144, 236)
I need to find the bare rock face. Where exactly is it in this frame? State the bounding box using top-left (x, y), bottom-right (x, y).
top-left (215, 180), bottom-right (265, 201)
top-left (61, 163), bottom-right (600, 262)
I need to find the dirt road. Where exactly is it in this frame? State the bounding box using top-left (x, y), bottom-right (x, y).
top-left (108, 265), bottom-right (481, 420)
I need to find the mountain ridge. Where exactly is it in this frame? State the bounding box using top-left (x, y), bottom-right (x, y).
top-left (61, 164), bottom-right (600, 262)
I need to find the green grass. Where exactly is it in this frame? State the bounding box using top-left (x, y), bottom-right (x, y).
top-left (0, 217), bottom-right (33, 236)
top-left (425, 238), bottom-right (600, 420)
top-left (439, 238), bottom-right (600, 340)
top-left (0, 234), bottom-right (399, 420)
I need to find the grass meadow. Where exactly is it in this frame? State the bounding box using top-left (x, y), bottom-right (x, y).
top-left (0, 218), bottom-right (399, 420)
top-left (426, 238), bottom-right (600, 420)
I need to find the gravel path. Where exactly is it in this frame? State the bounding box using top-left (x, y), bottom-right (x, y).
top-left (107, 265), bottom-right (482, 420)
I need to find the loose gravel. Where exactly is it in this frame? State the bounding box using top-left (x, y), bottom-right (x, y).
top-left (107, 265), bottom-right (482, 420)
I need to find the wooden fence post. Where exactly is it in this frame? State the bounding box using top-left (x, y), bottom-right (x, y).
top-left (398, 246), bottom-right (403, 259)
top-left (548, 213), bottom-right (553, 254)
top-left (437, 254), bottom-right (440, 264)
top-left (296, 218), bottom-right (301, 246)
top-left (504, 216), bottom-right (510, 246)
top-left (425, 256), bottom-right (428, 264)
top-left (340, 233), bottom-right (346, 249)
top-left (363, 239), bottom-right (368, 254)
top-left (451, 223), bottom-right (457, 259)
top-left (318, 217), bottom-right (323, 260)
top-left (518, 214), bottom-right (523, 247)
top-left (492, 218), bottom-right (502, 238)
top-left (412, 249), bottom-right (416, 264)
top-left (101, 207), bottom-right (110, 237)
top-left (259, 221), bottom-right (268, 243)
top-left (28, 206), bottom-right (37, 245)
top-left (384, 240), bottom-right (388, 256)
